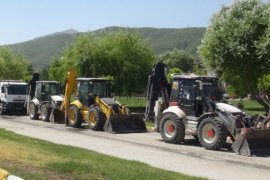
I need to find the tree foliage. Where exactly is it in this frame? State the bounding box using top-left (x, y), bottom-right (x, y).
top-left (0, 47), bottom-right (31, 81)
top-left (48, 31), bottom-right (154, 95)
top-left (199, 0), bottom-right (270, 113)
top-left (258, 74), bottom-right (270, 105)
top-left (158, 48), bottom-right (194, 73)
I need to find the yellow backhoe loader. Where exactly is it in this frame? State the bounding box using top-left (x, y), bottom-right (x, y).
top-left (52, 69), bottom-right (146, 133)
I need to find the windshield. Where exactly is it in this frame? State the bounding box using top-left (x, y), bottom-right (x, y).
top-left (90, 82), bottom-right (108, 97)
top-left (42, 83), bottom-right (61, 95)
top-left (7, 85), bottom-right (27, 95)
top-left (201, 81), bottom-right (220, 101)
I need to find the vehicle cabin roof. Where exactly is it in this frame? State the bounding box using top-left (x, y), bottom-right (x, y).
top-left (0, 80), bottom-right (27, 85)
top-left (76, 77), bottom-right (108, 82)
top-left (36, 81), bottom-right (60, 84)
top-left (173, 74), bottom-right (218, 80)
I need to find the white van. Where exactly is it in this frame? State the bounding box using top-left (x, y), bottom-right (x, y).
top-left (0, 80), bottom-right (28, 115)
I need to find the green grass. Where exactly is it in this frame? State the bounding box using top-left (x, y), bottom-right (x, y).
top-left (228, 99), bottom-right (265, 115)
top-left (0, 129), bottom-right (204, 180)
top-left (115, 96), bottom-right (146, 112)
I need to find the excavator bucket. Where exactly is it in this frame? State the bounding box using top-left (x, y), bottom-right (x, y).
top-left (50, 109), bottom-right (65, 123)
top-left (103, 114), bottom-right (147, 133)
top-left (232, 127), bottom-right (270, 156)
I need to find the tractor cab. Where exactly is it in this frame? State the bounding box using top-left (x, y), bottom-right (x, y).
top-left (170, 74), bottom-right (222, 117)
top-left (35, 81), bottom-right (61, 101)
top-left (76, 78), bottom-right (111, 107)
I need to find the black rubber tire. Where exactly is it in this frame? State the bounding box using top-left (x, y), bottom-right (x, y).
top-left (198, 117), bottom-right (227, 150)
top-left (29, 103), bottom-right (39, 120)
top-left (88, 106), bottom-right (105, 131)
top-left (67, 105), bottom-right (83, 128)
top-left (40, 103), bottom-right (52, 122)
top-left (0, 102), bottom-right (5, 115)
top-left (160, 113), bottom-right (185, 144)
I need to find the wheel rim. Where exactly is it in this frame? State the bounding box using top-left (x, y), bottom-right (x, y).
top-left (164, 119), bottom-right (176, 138)
top-left (41, 105), bottom-right (47, 119)
top-left (88, 111), bottom-right (96, 126)
top-left (69, 108), bottom-right (76, 125)
top-left (202, 123), bottom-right (217, 143)
top-left (29, 104), bottom-right (35, 117)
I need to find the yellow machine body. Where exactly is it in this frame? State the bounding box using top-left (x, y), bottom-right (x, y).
top-left (51, 69), bottom-right (146, 133)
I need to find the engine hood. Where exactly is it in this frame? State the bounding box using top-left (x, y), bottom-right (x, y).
top-left (51, 95), bottom-right (63, 102)
top-left (216, 103), bottom-right (242, 113)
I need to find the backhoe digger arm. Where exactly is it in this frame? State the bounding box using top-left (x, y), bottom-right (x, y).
top-left (145, 62), bottom-right (170, 121)
top-left (60, 69), bottom-right (77, 112)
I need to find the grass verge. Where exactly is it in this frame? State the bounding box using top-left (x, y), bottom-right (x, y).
top-left (0, 129), bottom-right (204, 180)
top-left (228, 99), bottom-right (265, 115)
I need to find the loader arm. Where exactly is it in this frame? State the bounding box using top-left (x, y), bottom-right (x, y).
top-left (94, 96), bottom-right (114, 119)
top-left (92, 96), bottom-right (147, 133)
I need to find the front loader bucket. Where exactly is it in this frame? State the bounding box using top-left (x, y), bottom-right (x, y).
top-left (232, 128), bottom-right (270, 156)
top-left (103, 114), bottom-right (147, 133)
top-left (50, 109), bottom-right (65, 124)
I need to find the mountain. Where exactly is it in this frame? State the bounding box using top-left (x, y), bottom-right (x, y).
top-left (93, 26), bottom-right (205, 55)
top-left (5, 27), bottom-right (206, 67)
top-left (7, 30), bottom-right (81, 67)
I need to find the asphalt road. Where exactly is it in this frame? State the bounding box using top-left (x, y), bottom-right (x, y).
top-left (1, 114), bottom-right (270, 180)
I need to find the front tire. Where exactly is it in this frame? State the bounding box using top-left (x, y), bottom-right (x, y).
top-left (40, 103), bottom-right (51, 122)
top-left (88, 106), bottom-right (105, 131)
top-left (67, 105), bottom-right (83, 128)
top-left (29, 103), bottom-right (39, 120)
top-left (0, 102), bottom-right (6, 115)
top-left (198, 117), bottom-right (227, 150)
top-left (160, 113), bottom-right (185, 144)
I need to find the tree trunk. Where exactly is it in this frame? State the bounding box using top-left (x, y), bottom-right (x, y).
top-left (253, 92), bottom-right (270, 116)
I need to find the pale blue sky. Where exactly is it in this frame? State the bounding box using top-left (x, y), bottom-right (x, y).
top-left (0, 0), bottom-right (233, 45)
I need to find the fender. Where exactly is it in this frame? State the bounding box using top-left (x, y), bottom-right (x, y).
top-left (50, 95), bottom-right (63, 102)
top-left (31, 98), bottom-right (39, 106)
top-left (163, 106), bottom-right (186, 119)
top-left (40, 101), bottom-right (51, 107)
top-left (196, 112), bottom-right (215, 129)
top-left (70, 100), bottom-right (84, 109)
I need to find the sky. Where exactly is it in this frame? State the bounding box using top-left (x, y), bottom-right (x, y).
top-left (0, 0), bottom-right (233, 45)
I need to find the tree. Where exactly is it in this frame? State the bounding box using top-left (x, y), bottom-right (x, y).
top-left (258, 74), bottom-right (270, 109)
top-left (199, 0), bottom-right (270, 114)
top-left (0, 47), bottom-right (30, 80)
top-left (49, 31), bottom-right (154, 95)
top-left (167, 67), bottom-right (182, 82)
top-left (158, 48), bottom-right (194, 73)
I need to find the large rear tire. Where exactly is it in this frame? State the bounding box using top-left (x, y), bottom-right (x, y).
top-left (160, 113), bottom-right (185, 144)
top-left (67, 105), bottom-right (83, 128)
top-left (198, 117), bottom-right (227, 150)
top-left (29, 103), bottom-right (39, 120)
top-left (88, 106), bottom-right (105, 131)
top-left (40, 103), bottom-right (51, 122)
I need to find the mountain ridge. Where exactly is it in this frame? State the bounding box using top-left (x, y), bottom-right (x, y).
top-left (4, 26), bottom-right (206, 67)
